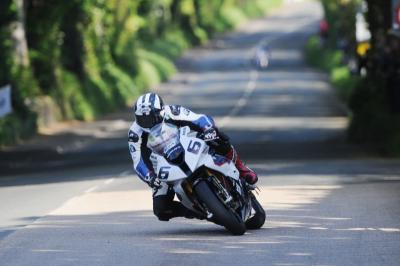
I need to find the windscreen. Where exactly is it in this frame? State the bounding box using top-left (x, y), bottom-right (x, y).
top-left (147, 123), bottom-right (180, 156)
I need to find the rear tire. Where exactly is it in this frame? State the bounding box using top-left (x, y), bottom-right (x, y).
top-left (194, 180), bottom-right (246, 235)
top-left (245, 194), bottom-right (266, 230)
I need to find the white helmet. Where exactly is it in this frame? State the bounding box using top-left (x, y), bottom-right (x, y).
top-left (134, 93), bottom-right (164, 128)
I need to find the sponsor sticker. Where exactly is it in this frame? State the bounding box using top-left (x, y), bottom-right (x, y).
top-left (129, 144), bottom-right (136, 153)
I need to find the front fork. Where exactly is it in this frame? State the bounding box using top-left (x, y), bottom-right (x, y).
top-left (183, 170), bottom-right (254, 221)
top-left (203, 171), bottom-right (246, 218)
top-left (182, 171), bottom-right (234, 219)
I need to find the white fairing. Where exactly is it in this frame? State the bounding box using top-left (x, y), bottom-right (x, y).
top-left (150, 125), bottom-right (239, 182)
top-left (148, 124), bottom-right (240, 211)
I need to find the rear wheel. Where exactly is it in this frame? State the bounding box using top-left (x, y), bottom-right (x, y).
top-left (194, 180), bottom-right (246, 235)
top-left (245, 194), bottom-right (266, 230)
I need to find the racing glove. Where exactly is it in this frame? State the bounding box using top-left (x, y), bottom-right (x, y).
top-left (145, 172), bottom-right (161, 189)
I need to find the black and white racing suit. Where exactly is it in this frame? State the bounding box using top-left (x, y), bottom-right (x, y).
top-left (128, 105), bottom-right (230, 221)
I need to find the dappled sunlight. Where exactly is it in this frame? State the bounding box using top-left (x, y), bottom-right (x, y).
top-left (156, 237), bottom-right (221, 242)
top-left (259, 185), bottom-right (341, 210)
top-left (39, 120), bottom-right (130, 137)
top-left (270, 49), bottom-right (303, 61)
top-left (270, 215), bottom-right (351, 221)
top-left (164, 61), bottom-right (349, 146)
top-left (255, 79), bottom-right (329, 91)
top-left (214, 116), bottom-right (348, 131)
top-left (250, 160), bottom-right (400, 176)
top-left (3, 179), bottom-right (398, 265)
top-left (47, 180), bottom-right (338, 217)
top-left (7, 161), bottom-right (396, 266)
top-left (31, 249), bottom-right (70, 253)
top-left (336, 227), bottom-right (400, 232)
top-left (50, 189), bottom-right (152, 216)
top-left (166, 248), bottom-right (215, 254)
top-left (1, 0), bottom-right (399, 263)
top-left (287, 252), bottom-right (312, 256)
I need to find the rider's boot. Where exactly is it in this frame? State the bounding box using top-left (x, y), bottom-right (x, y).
top-left (173, 202), bottom-right (205, 220)
top-left (225, 146), bottom-right (258, 185)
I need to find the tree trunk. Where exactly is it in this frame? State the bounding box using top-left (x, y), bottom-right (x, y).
top-left (11, 0), bottom-right (30, 67)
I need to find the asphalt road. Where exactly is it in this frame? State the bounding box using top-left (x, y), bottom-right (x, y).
top-left (1, 1), bottom-right (400, 265)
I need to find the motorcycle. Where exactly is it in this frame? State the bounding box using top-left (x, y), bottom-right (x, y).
top-left (147, 122), bottom-right (266, 235)
top-left (253, 44), bottom-right (271, 69)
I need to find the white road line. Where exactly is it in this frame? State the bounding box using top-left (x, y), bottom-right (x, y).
top-left (84, 185), bottom-right (98, 193)
top-left (218, 19), bottom-right (317, 128)
top-left (228, 70), bottom-right (258, 117)
top-left (104, 178), bottom-right (115, 185)
top-left (219, 70), bottom-right (259, 127)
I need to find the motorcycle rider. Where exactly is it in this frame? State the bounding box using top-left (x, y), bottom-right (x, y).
top-left (128, 92), bottom-right (258, 221)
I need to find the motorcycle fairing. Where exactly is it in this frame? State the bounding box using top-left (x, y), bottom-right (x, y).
top-left (153, 126), bottom-right (240, 182)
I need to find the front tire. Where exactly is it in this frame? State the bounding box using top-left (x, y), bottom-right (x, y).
top-left (245, 194), bottom-right (266, 230)
top-left (194, 180), bottom-right (246, 235)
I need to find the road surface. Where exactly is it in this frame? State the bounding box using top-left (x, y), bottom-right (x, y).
top-left (1, 1), bottom-right (399, 265)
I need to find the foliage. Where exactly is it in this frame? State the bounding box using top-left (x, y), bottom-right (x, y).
top-left (0, 0), bottom-right (282, 146)
top-left (242, 0), bottom-right (283, 17)
top-left (305, 36), bottom-right (360, 103)
top-left (348, 0), bottom-right (400, 155)
top-left (331, 67), bottom-right (360, 102)
top-left (0, 0), bottom-right (38, 145)
top-left (316, 0), bottom-right (400, 155)
top-left (320, 0), bottom-right (359, 51)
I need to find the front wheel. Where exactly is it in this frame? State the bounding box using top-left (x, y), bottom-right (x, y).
top-left (245, 194), bottom-right (266, 230)
top-left (194, 180), bottom-right (246, 235)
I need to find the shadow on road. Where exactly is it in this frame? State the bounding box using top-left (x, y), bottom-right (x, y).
top-left (3, 179), bottom-right (398, 265)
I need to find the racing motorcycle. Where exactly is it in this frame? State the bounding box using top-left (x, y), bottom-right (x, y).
top-left (147, 122), bottom-right (265, 235)
top-left (253, 43), bottom-right (271, 69)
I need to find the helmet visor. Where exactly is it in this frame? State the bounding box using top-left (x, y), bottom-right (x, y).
top-left (136, 110), bottom-right (163, 129)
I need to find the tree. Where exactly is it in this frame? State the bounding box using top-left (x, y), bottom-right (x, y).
top-left (11, 0), bottom-right (29, 67)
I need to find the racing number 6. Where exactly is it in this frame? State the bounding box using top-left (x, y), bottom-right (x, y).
top-left (159, 166), bottom-right (171, 180)
top-left (187, 140), bottom-right (201, 154)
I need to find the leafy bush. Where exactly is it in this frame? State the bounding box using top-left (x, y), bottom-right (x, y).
top-left (313, 0), bottom-right (400, 156)
top-left (219, 5), bottom-right (247, 29)
top-left (306, 34), bottom-right (400, 156)
top-left (243, 0), bottom-right (282, 17)
top-left (150, 30), bottom-right (190, 59)
top-left (305, 36), bottom-right (359, 103)
top-left (56, 70), bottom-right (94, 121)
top-left (137, 49), bottom-right (176, 82)
top-left (331, 66), bottom-right (360, 102)
top-left (0, 112), bottom-right (37, 146)
top-left (320, 0), bottom-right (358, 50)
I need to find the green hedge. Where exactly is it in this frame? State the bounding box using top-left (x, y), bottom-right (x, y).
top-left (305, 36), bottom-right (360, 103)
top-left (305, 35), bottom-right (400, 155)
top-left (320, 0), bottom-right (358, 50)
